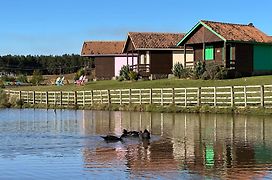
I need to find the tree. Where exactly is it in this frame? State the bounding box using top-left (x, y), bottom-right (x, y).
top-left (30, 70), bottom-right (43, 85)
top-left (172, 63), bottom-right (184, 79)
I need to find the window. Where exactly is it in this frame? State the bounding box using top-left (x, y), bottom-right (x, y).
top-left (205, 45), bottom-right (214, 60)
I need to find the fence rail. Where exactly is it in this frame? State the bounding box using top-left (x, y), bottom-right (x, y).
top-left (5, 85), bottom-right (272, 108)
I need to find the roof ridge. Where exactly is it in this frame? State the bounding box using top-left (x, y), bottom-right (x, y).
top-left (84, 40), bottom-right (125, 43)
top-left (201, 20), bottom-right (251, 27)
top-left (129, 32), bottom-right (185, 34)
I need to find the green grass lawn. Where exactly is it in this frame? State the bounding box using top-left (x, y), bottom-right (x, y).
top-left (6, 75), bottom-right (272, 92)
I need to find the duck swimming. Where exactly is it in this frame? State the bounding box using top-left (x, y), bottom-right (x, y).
top-left (121, 129), bottom-right (140, 138)
top-left (101, 135), bottom-right (123, 142)
top-left (140, 129), bottom-right (151, 139)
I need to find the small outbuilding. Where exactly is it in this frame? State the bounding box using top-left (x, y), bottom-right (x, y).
top-left (81, 41), bottom-right (137, 80)
top-left (177, 20), bottom-right (272, 76)
top-left (123, 32), bottom-right (194, 79)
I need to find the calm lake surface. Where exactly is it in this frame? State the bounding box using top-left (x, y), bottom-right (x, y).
top-left (0, 109), bottom-right (272, 179)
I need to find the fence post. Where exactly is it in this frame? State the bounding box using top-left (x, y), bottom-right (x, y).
top-left (197, 87), bottom-right (201, 106)
top-left (231, 86), bottom-right (234, 107)
top-left (185, 88), bottom-right (187, 107)
top-left (46, 91), bottom-right (48, 108)
top-left (91, 90), bottom-right (93, 105)
top-left (119, 90), bottom-right (122, 105)
top-left (161, 89), bottom-right (163, 106)
top-left (260, 85), bottom-right (264, 107)
top-left (27, 91), bottom-right (29, 104)
top-left (149, 89), bottom-right (152, 104)
top-left (60, 91), bottom-right (63, 107)
top-left (100, 90), bottom-right (103, 104)
top-left (214, 87), bottom-right (216, 107)
top-left (19, 91), bottom-right (21, 101)
top-left (129, 89), bottom-right (132, 104)
top-left (33, 91), bottom-right (35, 105)
top-left (74, 91), bottom-right (77, 106)
top-left (139, 89), bottom-right (142, 105)
top-left (108, 90), bottom-right (111, 105)
top-left (244, 86), bottom-right (247, 107)
top-left (172, 88), bottom-right (175, 105)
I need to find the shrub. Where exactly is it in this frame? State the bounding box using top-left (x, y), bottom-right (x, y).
top-left (0, 90), bottom-right (11, 108)
top-left (1, 75), bottom-right (15, 82)
top-left (0, 80), bottom-right (4, 88)
top-left (30, 70), bottom-right (43, 85)
top-left (194, 61), bottom-right (206, 79)
top-left (119, 65), bottom-right (130, 80)
top-left (74, 68), bottom-right (85, 81)
top-left (16, 99), bottom-right (24, 108)
top-left (16, 74), bottom-right (28, 83)
top-left (202, 63), bottom-right (228, 80)
top-left (117, 76), bottom-right (124, 82)
top-left (172, 63), bottom-right (184, 79)
top-left (182, 68), bottom-right (194, 79)
top-left (128, 71), bottom-right (138, 81)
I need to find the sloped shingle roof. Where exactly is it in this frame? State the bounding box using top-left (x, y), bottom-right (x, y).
top-left (127, 32), bottom-right (185, 49)
top-left (201, 20), bottom-right (271, 43)
top-left (81, 41), bottom-right (125, 56)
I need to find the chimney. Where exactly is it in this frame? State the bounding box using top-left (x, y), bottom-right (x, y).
top-left (248, 23), bottom-right (254, 27)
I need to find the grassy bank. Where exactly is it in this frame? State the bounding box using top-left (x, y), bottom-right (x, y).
top-left (6, 75), bottom-right (272, 91)
top-left (9, 103), bottom-right (272, 116)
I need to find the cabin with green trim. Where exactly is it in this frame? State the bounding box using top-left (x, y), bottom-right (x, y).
top-left (177, 20), bottom-right (272, 76)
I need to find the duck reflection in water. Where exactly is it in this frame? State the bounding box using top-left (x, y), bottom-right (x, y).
top-left (139, 129), bottom-right (151, 140)
top-left (100, 135), bottom-right (123, 143)
top-left (121, 129), bottom-right (140, 138)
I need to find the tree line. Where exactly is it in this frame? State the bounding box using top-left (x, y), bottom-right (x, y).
top-left (0, 54), bottom-right (91, 75)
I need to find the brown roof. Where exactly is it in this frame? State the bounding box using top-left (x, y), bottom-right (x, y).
top-left (81, 41), bottom-right (125, 56)
top-left (126, 32), bottom-right (185, 50)
top-left (201, 20), bottom-right (272, 43)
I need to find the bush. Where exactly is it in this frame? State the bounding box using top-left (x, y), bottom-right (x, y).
top-left (194, 61), bottom-right (206, 79)
top-left (0, 80), bottom-right (4, 88)
top-left (206, 63), bottom-right (220, 79)
top-left (201, 63), bottom-right (228, 80)
top-left (16, 74), bottom-right (28, 83)
top-left (128, 71), bottom-right (138, 81)
top-left (30, 70), bottom-right (43, 85)
top-left (1, 75), bottom-right (15, 82)
top-left (74, 68), bottom-right (85, 81)
top-left (117, 76), bottom-right (124, 82)
top-left (0, 90), bottom-right (11, 108)
top-left (172, 63), bottom-right (184, 79)
top-left (119, 65), bottom-right (130, 80)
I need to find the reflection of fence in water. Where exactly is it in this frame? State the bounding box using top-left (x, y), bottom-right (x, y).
top-left (6, 85), bottom-right (272, 108)
top-left (82, 111), bottom-right (272, 174)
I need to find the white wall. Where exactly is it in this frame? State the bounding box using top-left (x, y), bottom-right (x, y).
top-left (114, 56), bottom-right (138, 77)
top-left (172, 50), bottom-right (194, 68)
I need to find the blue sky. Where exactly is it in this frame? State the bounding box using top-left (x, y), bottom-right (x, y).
top-left (0, 0), bottom-right (271, 55)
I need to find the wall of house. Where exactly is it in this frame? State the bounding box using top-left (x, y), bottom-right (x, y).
top-left (186, 25), bottom-right (222, 44)
top-left (114, 57), bottom-right (137, 77)
top-left (95, 57), bottom-right (115, 80)
top-left (172, 50), bottom-right (194, 68)
top-left (150, 51), bottom-right (172, 74)
top-left (139, 51), bottom-right (150, 65)
top-left (192, 42), bottom-right (224, 66)
top-left (253, 44), bottom-right (272, 72)
top-left (235, 43), bottom-right (253, 75)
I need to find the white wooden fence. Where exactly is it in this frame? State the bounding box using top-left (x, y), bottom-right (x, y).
top-left (5, 85), bottom-right (272, 108)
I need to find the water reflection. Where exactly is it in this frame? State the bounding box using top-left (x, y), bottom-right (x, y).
top-left (81, 111), bottom-right (272, 179)
top-left (0, 109), bottom-right (272, 179)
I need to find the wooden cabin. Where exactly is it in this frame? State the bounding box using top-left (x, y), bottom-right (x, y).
top-left (177, 20), bottom-right (272, 76)
top-left (123, 32), bottom-right (194, 79)
top-left (81, 41), bottom-right (137, 80)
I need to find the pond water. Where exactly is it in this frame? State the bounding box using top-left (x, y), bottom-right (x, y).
top-left (0, 109), bottom-right (272, 179)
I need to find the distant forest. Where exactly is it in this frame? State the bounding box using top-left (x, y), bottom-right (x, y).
top-left (0, 54), bottom-right (91, 75)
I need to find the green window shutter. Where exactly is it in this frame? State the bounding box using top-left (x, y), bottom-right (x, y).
top-left (205, 46), bottom-right (214, 60)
